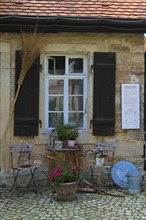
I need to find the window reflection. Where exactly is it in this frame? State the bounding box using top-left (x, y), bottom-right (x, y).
top-left (69, 80), bottom-right (83, 95)
top-left (49, 113), bottom-right (63, 127)
top-left (69, 58), bottom-right (83, 73)
top-left (68, 113), bottom-right (83, 127)
top-left (69, 96), bottom-right (83, 111)
top-left (49, 80), bottom-right (64, 94)
top-left (49, 97), bottom-right (63, 111)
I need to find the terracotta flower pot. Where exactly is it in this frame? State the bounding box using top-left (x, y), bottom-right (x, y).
top-left (68, 140), bottom-right (76, 147)
top-left (55, 181), bottom-right (78, 201)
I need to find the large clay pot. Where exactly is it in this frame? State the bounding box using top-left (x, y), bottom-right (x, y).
top-left (55, 181), bottom-right (78, 201)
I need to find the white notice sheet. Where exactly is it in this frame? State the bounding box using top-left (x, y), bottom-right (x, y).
top-left (121, 84), bottom-right (140, 129)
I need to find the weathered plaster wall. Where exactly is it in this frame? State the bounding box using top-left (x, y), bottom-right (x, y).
top-left (0, 32), bottom-right (145, 175)
top-left (0, 43), bottom-right (11, 174)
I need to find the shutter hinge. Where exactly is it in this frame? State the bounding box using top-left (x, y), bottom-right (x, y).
top-left (39, 64), bottom-right (42, 72)
top-left (90, 119), bottom-right (93, 129)
top-left (90, 65), bottom-right (93, 74)
top-left (39, 120), bottom-right (42, 128)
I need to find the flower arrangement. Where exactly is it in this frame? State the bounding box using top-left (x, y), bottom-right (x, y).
top-left (94, 143), bottom-right (107, 158)
top-left (86, 142), bottom-right (107, 158)
top-left (49, 164), bottom-right (80, 185)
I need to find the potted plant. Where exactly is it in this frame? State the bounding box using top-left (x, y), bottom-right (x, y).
top-left (67, 126), bottom-right (78, 147)
top-left (56, 124), bottom-right (69, 141)
top-left (86, 143), bottom-right (107, 166)
top-left (49, 163), bottom-right (80, 201)
top-left (56, 124), bottom-right (70, 147)
top-left (94, 143), bottom-right (107, 166)
top-left (56, 124), bottom-right (78, 147)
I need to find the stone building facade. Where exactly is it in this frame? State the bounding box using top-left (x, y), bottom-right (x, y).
top-left (0, 32), bottom-right (145, 178)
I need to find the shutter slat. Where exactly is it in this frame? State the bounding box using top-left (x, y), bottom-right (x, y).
top-left (93, 52), bottom-right (116, 136)
top-left (94, 64), bottom-right (115, 68)
top-left (14, 50), bottom-right (40, 136)
top-left (94, 118), bottom-right (114, 124)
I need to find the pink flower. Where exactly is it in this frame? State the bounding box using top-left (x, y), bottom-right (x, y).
top-left (76, 166), bottom-right (80, 171)
top-left (48, 163), bottom-right (80, 184)
top-left (71, 169), bottom-right (76, 174)
top-left (49, 170), bottom-right (55, 175)
top-left (56, 170), bottom-right (61, 177)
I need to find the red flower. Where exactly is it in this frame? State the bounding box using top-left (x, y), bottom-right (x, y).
top-left (71, 169), bottom-right (76, 174)
top-left (76, 166), bottom-right (80, 171)
top-left (49, 170), bottom-right (55, 175)
top-left (56, 170), bottom-right (61, 177)
top-left (49, 163), bottom-right (80, 184)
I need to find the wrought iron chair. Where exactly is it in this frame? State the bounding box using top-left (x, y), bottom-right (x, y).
top-left (9, 143), bottom-right (38, 195)
top-left (90, 143), bottom-right (116, 186)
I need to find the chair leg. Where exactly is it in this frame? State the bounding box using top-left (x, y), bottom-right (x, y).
top-left (90, 165), bottom-right (95, 184)
top-left (10, 168), bottom-right (21, 195)
top-left (27, 167), bottom-right (38, 194)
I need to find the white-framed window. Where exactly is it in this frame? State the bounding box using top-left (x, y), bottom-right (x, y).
top-left (44, 54), bottom-right (88, 132)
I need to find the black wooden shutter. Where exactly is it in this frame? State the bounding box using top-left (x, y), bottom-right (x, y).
top-left (144, 52), bottom-right (146, 131)
top-left (14, 50), bottom-right (40, 136)
top-left (93, 52), bottom-right (116, 136)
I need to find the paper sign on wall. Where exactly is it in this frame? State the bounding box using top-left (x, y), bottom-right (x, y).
top-left (121, 84), bottom-right (140, 129)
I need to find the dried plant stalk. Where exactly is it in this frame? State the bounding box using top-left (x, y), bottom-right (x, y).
top-left (3, 30), bottom-right (48, 137)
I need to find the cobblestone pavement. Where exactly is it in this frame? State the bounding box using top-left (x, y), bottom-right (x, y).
top-left (0, 186), bottom-right (146, 220)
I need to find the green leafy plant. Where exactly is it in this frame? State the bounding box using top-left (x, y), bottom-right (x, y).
top-left (49, 163), bottom-right (80, 185)
top-left (67, 127), bottom-right (78, 140)
top-left (56, 124), bottom-right (78, 141)
top-left (56, 124), bottom-right (70, 141)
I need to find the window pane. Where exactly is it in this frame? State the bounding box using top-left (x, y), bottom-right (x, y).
top-left (69, 80), bottom-right (83, 95)
top-left (49, 96), bottom-right (63, 111)
top-left (48, 56), bottom-right (65, 75)
top-left (68, 113), bottom-right (78, 126)
top-left (48, 58), bottom-right (55, 74)
top-left (77, 113), bottom-right (83, 127)
top-left (49, 80), bottom-right (64, 94)
top-left (68, 113), bottom-right (83, 127)
top-left (49, 113), bottom-right (63, 127)
top-left (69, 96), bottom-right (83, 111)
top-left (69, 58), bottom-right (83, 73)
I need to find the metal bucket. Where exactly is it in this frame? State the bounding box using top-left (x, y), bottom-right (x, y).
top-left (126, 172), bottom-right (144, 194)
top-left (96, 172), bottom-right (108, 185)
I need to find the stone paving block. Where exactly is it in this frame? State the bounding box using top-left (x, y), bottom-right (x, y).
top-left (0, 186), bottom-right (146, 220)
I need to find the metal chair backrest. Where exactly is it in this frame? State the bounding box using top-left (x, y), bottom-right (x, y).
top-left (9, 143), bottom-right (33, 169)
top-left (99, 143), bottom-right (115, 164)
top-left (100, 143), bottom-right (115, 158)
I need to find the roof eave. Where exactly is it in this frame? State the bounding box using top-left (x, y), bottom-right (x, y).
top-left (0, 15), bottom-right (145, 34)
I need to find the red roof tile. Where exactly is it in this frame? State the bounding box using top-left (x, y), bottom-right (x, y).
top-left (0, 0), bottom-right (145, 19)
